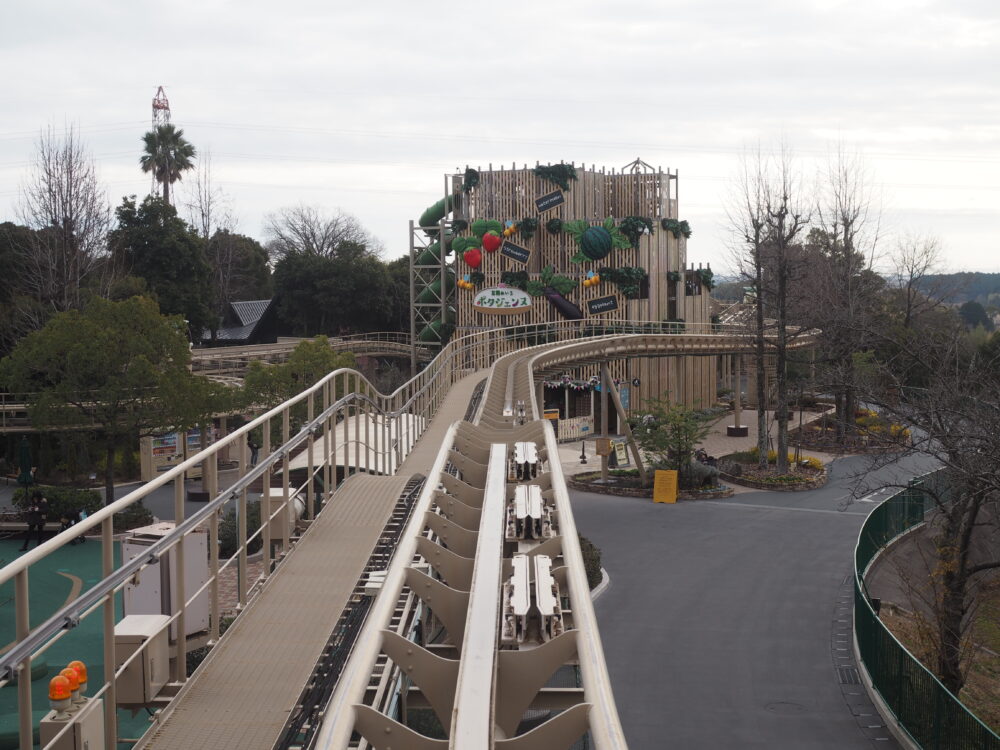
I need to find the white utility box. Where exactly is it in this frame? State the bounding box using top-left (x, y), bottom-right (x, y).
top-left (122, 522), bottom-right (209, 639)
top-left (264, 488), bottom-right (304, 542)
top-left (40, 697), bottom-right (104, 750)
top-left (114, 614), bottom-right (170, 704)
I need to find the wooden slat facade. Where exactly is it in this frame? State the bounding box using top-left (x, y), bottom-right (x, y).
top-left (444, 163), bottom-right (715, 409)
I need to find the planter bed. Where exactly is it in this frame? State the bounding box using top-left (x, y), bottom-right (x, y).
top-left (718, 463), bottom-right (828, 492)
top-left (568, 471), bottom-right (734, 500)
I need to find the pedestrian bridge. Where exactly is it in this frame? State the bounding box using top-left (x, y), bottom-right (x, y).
top-left (0, 321), bottom-right (807, 750)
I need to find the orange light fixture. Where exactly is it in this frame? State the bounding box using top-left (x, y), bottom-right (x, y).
top-left (67, 660), bottom-right (88, 683)
top-left (48, 675), bottom-right (72, 701)
top-left (59, 667), bottom-right (80, 692)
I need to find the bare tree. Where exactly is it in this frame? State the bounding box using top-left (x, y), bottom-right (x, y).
top-left (890, 232), bottom-right (951, 330)
top-left (183, 150), bottom-right (234, 241)
top-left (264, 204), bottom-right (381, 260)
top-left (728, 145), bottom-right (811, 472)
top-left (861, 326), bottom-right (1000, 695)
top-left (809, 146), bottom-right (884, 441)
top-left (14, 125), bottom-right (113, 333)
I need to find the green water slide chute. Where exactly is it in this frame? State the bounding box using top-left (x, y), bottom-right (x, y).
top-left (418, 193), bottom-right (458, 232)
top-left (415, 232), bottom-right (455, 266)
top-left (417, 306), bottom-right (456, 342)
top-left (415, 270), bottom-right (456, 304)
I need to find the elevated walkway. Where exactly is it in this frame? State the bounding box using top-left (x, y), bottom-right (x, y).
top-left (138, 472), bottom-right (413, 750)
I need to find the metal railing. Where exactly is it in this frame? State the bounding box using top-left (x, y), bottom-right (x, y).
top-left (854, 474), bottom-right (1000, 749)
top-left (0, 318), bottom-right (778, 749)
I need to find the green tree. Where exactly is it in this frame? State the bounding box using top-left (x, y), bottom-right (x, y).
top-left (272, 252), bottom-right (390, 336)
top-left (383, 255), bottom-right (411, 332)
top-left (632, 397), bottom-right (713, 489)
top-left (205, 230), bottom-right (272, 338)
top-left (958, 300), bottom-right (993, 331)
top-left (140, 124), bottom-right (196, 205)
top-left (0, 296), bottom-right (230, 502)
top-left (242, 336), bottom-right (356, 411)
top-left (110, 196), bottom-right (214, 338)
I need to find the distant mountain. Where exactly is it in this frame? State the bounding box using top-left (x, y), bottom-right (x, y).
top-left (918, 272), bottom-right (1000, 306)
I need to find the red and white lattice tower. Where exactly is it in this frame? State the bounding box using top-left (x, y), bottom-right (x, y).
top-left (152, 86), bottom-right (171, 128)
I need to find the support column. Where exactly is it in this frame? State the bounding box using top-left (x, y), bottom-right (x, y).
top-left (600, 369), bottom-right (609, 483)
top-left (727, 353), bottom-right (748, 437)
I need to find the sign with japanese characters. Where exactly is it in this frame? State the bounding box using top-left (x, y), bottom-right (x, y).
top-left (472, 287), bottom-right (533, 315)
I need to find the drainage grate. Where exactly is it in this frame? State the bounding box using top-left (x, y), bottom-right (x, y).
top-left (838, 666), bottom-right (861, 685)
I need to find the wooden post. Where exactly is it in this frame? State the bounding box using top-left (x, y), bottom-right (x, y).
top-left (602, 363), bottom-right (647, 485)
top-left (601, 367), bottom-right (609, 483)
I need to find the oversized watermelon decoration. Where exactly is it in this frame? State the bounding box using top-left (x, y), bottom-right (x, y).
top-left (580, 226), bottom-right (612, 260)
top-left (563, 217), bottom-right (631, 264)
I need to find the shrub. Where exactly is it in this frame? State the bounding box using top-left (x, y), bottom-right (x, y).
top-left (578, 535), bottom-right (603, 590)
top-left (186, 615), bottom-right (235, 676)
top-left (219, 500), bottom-right (263, 559)
top-left (114, 502), bottom-right (154, 532)
top-left (745, 448), bottom-right (823, 470)
top-left (13, 485), bottom-right (103, 520)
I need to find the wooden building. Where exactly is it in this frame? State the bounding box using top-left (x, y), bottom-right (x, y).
top-left (410, 161), bottom-right (717, 432)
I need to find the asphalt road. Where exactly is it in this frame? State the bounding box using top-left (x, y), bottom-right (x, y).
top-left (570, 453), bottom-right (934, 749)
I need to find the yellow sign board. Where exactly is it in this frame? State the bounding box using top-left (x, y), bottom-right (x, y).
top-left (543, 409), bottom-right (560, 421)
top-left (653, 470), bottom-right (678, 504)
top-left (595, 438), bottom-right (612, 456)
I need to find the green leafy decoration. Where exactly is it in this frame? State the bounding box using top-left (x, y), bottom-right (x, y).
top-left (661, 218), bottom-right (692, 239)
top-left (619, 216), bottom-right (654, 249)
top-left (697, 267), bottom-right (715, 290)
top-left (525, 265), bottom-right (577, 297)
top-left (599, 266), bottom-right (648, 298)
top-left (462, 168), bottom-right (480, 193)
top-left (471, 219), bottom-right (504, 238)
top-left (452, 219), bottom-right (469, 232)
top-left (469, 271), bottom-right (485, 286)
top-left (546, 217), bottom-right (563, 235)
top-left (517, 217), bottom-right (539, 241)
top-left (500, 270), bottom-right (529, 290)
top-left (667, 270), bottom-right (681, 282)
top-left (533, 163), bottom-right (578, 191)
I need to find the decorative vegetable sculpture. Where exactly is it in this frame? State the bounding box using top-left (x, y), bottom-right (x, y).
top-left (482, 231), bottom-right (501, 252)
top-left (526, 265), bottom-right (582, 320)
top-left (463, 247), bottom-right (483, 269)
top-left (471, 219), bottom-right (504, 238)
top-left (564, 218), bottom-right (630, 263)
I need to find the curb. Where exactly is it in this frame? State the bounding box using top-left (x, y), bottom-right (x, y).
top-left (591, 567), bottom-right (611, 602)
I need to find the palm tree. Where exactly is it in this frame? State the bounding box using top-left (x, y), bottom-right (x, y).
top-left (139, 124), bottom-right (196, 205)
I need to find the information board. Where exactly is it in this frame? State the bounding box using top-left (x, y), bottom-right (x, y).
top-left (535, 190), bottom-right (565, 213)
top-left (653, 469), bottom-right (678, 504)
top-left (613, 439), bottom-right (629, 466)
top-left (472, 286), bottom-right (532, 315)
top-left (587, 295), bottom-right (619, 315)
top-left (500, 240), bottom-right (531, 265)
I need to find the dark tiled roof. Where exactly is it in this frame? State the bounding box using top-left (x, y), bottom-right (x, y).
top-left (231, 299), bottom-right (272, 327)
top-left (201, 299), bottom-right (273, 343)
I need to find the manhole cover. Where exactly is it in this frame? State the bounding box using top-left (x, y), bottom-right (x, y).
top-left (765, 701), bottom-right (806, 714)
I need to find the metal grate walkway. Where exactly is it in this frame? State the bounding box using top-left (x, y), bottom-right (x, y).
top-left (137, 472), bottom-right (412, 750)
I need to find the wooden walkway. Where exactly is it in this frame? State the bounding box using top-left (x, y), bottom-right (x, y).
top-left (138, 472), bottom-right (412, 750)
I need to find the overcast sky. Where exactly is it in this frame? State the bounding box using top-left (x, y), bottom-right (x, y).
top-left (1, 0), bottom-right (997, 274)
